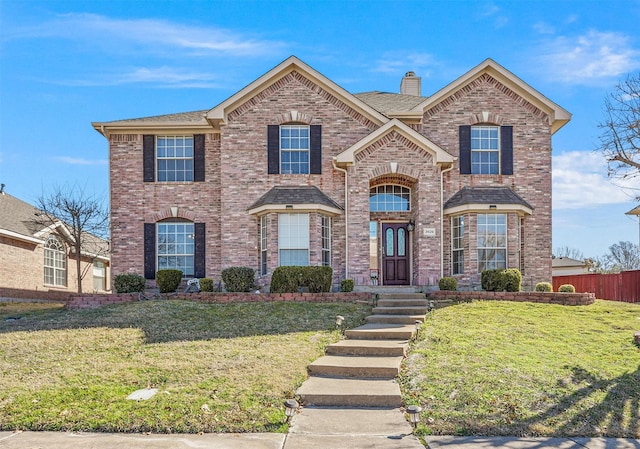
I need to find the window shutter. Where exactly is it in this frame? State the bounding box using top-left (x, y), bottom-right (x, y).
top-left (459, 126), bottom-right (471, 174)
top-left (194, 134), bottom-right (205, 182)
top-left (144, 223), bottom-right (156, 279)
top-left (310, 125), bottom-right (322, 174)
top-left (143, 135), bottom-right (155, 182)
top-left (194, 222), bottom-right (206, 278)
top-left (500, 126), bottom-right (513, 175)
top-left (267, 125), bottom-right (280, 174)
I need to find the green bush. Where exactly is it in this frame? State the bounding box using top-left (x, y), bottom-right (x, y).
top-left (481, 268), bottom-right (522, 292)
top-left (221, 267), bottom-right (255, 292)
top-left (438, 277), bottom-right (458, 291)
top-left (270, 266), bottom-right (333, 293)
top-left (341, 279), bottom-right (355, 292)
top-left (113, 273), bottom-right (146, 293)
top-left (558, 284), bottom-right (576, 293)
top-left (199, 278), bottom-right (214, 292)
top-left (156, 269), bottom-right (183, 293)
top-left (535, 282), bottom-right (553, 292)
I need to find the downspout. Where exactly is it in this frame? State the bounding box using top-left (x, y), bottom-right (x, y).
top-left (332, 158), bottom-right (349, 280)
top-left (440, 163), bottom-right (454, 279)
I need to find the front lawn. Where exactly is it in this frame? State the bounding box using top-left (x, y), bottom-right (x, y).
top-left (0, 299), bottom-right (370, 433)
top-left (401, 300), bottom-right (640, 438)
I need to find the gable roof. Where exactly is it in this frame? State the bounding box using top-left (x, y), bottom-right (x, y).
top-left (552, 257), bottom-right (587, 268)
top-left (443, 186), bottom-right (533, 215)
top-left (334, 118), bottom-right (456, 167)
top-left (247, 186), bottom-right (343, 216)
top-left (92, 110), bottom-right (210, 137)
top-left (354, 91), bottom-right (426, 116)
top-left (206, 56), bottom-right (389, 129)
top-left (0, 192), bottom-right (44, 244)
top-left (411, 59), bottom-right (571, 134)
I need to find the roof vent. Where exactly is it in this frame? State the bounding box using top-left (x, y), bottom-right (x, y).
top-left (400, 71), bottom-right (421, 96)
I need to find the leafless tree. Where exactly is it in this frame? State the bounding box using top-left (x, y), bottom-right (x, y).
top-left (34, 184), bottom-right (109, 293)
top-left (553, 246), bottom-right (585, 260)
top-left (598, 72), bottom-right (640, 188)
top-left (604, 240), bottom-right (640, 272)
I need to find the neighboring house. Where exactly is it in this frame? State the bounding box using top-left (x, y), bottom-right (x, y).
top-left (93, 56), bottom-right (570, 290)
top-left (552, 257), bottom-right (588, 277)
top-left (0, 188), bottom-right (110, 292)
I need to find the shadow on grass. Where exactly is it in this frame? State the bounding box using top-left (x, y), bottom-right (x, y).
top-left (0, 299), bottom-right (371, 344)
top-left (517, 365), bottom-right (640, 440)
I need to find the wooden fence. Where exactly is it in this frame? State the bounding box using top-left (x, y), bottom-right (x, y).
top-left (552, 270), bottom-right (640, 303)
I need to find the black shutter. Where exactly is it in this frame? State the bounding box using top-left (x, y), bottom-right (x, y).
top-left (193, 134), bottom-right (205, 182)
top-left (267, 125), bottom-right (280, 174)
top-left (310, 125), bottom-right (322, 174)
top-left (144, 223), bottom-right (156, 279)
top-left (459, 126), bottom-right (471, 174)
top-left (501, 126), bottom-right (513, 175)
top-left (194, 223), bottom-right (206, 278)
top-left (143, 135), bottom-right (155, 182)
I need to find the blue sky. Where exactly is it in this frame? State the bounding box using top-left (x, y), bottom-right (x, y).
top-left (1, 0), bottom-right (640, 258)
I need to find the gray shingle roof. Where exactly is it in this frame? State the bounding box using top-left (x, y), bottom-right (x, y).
top-left (354, 91), bottom-right (426, 115)
top-left (444, 187), bottom-right (533, 210)
top-left (248, 186), bottom-right (343, 211)
top-left (98, 110), bottom-right (209, 125)
top-left (0, 192), bottom-right (43, 237)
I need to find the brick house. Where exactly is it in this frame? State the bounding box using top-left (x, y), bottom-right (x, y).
top-left (93, 56), bottom-right (570, 290)
top-left (0, 189), bottom-right (110, 293)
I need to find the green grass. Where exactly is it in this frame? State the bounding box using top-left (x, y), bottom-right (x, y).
top-left (0, 299), bottom-right (371, 433)
top-left (400, 300), bottom-right (640, 438)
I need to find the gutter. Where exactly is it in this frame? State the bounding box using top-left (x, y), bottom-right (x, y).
top-left (332, 158), bottom-right (349, 280)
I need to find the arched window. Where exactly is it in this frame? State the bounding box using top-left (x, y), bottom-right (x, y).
top-left (157, 219), bottom-right (195, 276)
top-left (44, 235), bottom-right (66, 286)
top-left (370, 185), bottom-right (411, 212)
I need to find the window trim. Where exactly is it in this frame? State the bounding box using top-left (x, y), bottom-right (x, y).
top-left (44, 235), bottom-right (67, 287)
top-left (279, 125), bottom-right (310, 175)
top-left (369, 184), bottom-right (411, 212)
top-left (471, 125), bottom-right (500, 175)
top-left (477, 213), bottom-right (507, 272)
top-left (278, 213), bottom-right (310, 266)
top-left (321, 215), bottom-right (331, 267)
top-left (260, 215), bottom-right (268, 276)
top-left (156, 135), bottom-right (195, 182)
top-left (156, 219), bottom-right (195, 277)
top-left (451, 215), bottom-right (464, 275)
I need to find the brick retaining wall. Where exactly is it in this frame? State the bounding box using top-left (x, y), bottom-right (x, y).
top-left (67, 292), bottom-right (375, 309)
top-left (427, 290), bottom-right (596, 306)
top-left (0, 287), bottom-right (72, 302)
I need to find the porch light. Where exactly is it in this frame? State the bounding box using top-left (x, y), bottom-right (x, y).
top-left (284, 399), bottom-right (299, 422)
top-left (407, 220), bottom-right (415, 232)
top-left (406, 405), bottom-right (422, 429)
top-left (489, 205), bottom-right (497, 210)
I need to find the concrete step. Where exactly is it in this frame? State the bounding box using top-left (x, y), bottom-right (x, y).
top-left (325, 339), bottom-right (409, 357)
top-left (296, 377), bottom-right (402, 407)
top-left (372, 306), bottom-right (427, 315)
top-left (377, 299), bottom-right (429, 308)
top-left (308, 355), bottom-right (404, 379)
top-left (345, 323), bottom-right (415, 340)
top-left (377, 293), bottom-right (426, 300)
top-left (365, 314), bottom-right (425, 324)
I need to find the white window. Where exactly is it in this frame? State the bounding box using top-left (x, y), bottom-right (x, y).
top-left (477, 214), bottom-right (507, 272)
top-left (44, 235), bottom-right (66, 287)
top-left (452, 215), bottom-right (464, 275)
top-left (157, 136), bottom-right (194, 182)
top-left (280, 125), bottom-right (309, 174)
top-left (471, 126), bottom-right (499, 174)
top-left (278, 213), bottom-right (309, 266)
top-left (321, 215), bottom-right (331, 267)
top-left (93, 261), bottom-right (106, 291)
top-left (157, 220), bottom-right (195, 276)
top-left (369, 185), bottom-right (411, 211)
top-left (260, 215), bottom-right (268, 276)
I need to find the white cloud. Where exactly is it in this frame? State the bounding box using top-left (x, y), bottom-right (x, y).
top-left (536, 30), bottom-right (640, 84)
top-left (372, 52), bottom-right (439, 76)
top-left (532, 21), bottom-right (555, 35)
top-left (55, 157), bottom-right (108, 166)
top-left (6, 13), bottom-right (284, 57)
top-left (553, 150), bottom-right (639, 209)
top-left (61, 67), bottom-right (220, 88)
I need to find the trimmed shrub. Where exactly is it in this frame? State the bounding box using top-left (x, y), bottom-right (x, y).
top-left (438, 277), bottom-right (458, 291)
top-left (156, 269), bottom-right (182, 293)
top-left (341, 279), bottom-right (355, 292)
top-left (535, 282), bottom-right (553, 292)
top-left (199, 278), bottom-right (214, 292)
top-left (481, 268), bottom-right (522, 292)
top-left (113, 274), bottom-right (146, 293)
top-left (221, 267), bottom-right (256, 292)
top-left (270, 266), bottom-right (333, 293)
top-left (558, 284), bottom-right (576, 293)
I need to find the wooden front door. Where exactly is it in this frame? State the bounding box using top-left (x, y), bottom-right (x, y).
top-left (382, 223), bottom-right (409, 285)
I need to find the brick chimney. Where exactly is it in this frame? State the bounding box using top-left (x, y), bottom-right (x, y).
top-left (400, 71), bottom-right (421, 96)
